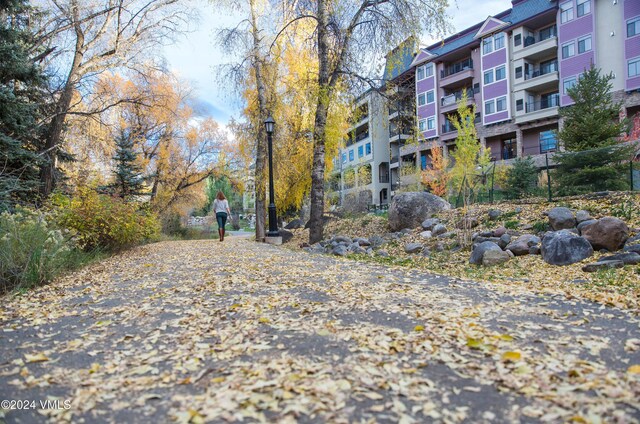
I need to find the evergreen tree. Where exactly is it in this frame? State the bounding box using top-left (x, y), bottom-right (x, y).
top-left (110, 131), bottom-right (145, 199)
top-left (505, 157), bottom-right (538, 199)
top-left (554, 66), bottom-right (634, 194)
top-left (0, 0), bottom-right (47, 210)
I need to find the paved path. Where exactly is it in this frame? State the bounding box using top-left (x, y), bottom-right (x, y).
top-left (0, 239), bottom-right (639, 423)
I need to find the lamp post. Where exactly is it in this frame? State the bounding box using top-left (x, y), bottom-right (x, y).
top-left (264, 116), bottom-right (279, 238)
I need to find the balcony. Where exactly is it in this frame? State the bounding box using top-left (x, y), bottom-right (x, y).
top-left (515, 94), bottom-right (560, 124)
top-left (390, 155), bottom-right (400, 169)
top-left (379, 174), bottom-right (390, 183)
top-left (389, 107), bottom-right (413, 120)
top-left (440, 121), bottom-right (458, 142)
top-left (513, 34), bottom-right (558, 61)
top-left (440, 88), bottom-right (475, 113)
top-left (515, 61), bottom-right (559, 92)
top-left (440, 59), bottom-right (474, 88)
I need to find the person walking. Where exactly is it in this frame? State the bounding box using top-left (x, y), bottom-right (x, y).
top-left (213, 191), bottom-right (231, 242)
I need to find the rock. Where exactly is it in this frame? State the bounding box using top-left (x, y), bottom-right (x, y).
top-left (505, 234), bottom-right (541, 256)
top-left (494, 226), bottom-right (507, 237)
top-left (515, 207), bottom-right (523, 214)
top-left (422, 248), bottom-right (431, 258)
top-left (400, 228), bottom-right (413, 234)
top-left (388, 192), bottom-right (451, 232)
top-left (482, 249), bottom-right (511, 266)
top-left (349, 242), bottom-right (361, 251)
top-left (577, 219), bottom-right (597, 235)
top-left (624, 235), bottom-right (640, 254)
top-left (470, 241), bottom-right (502, 265)
top-left (432, 224), bottom-right (447, 236)
top-left (580, 217), bottom-right (629, 251)
top-left (488, 209), bottom-right (503, 221)
top-left (369, 236), bottom-right (385, 248)
top-left (438, 232), bottom-right (456, 239)
top-left (404, 243), bottom-right (423, 254)
top-left (352, 246), bottom-right (367, 255)
top-left (285, 219), bottom-right (304, 230)
top-left (521, 224), bottom-right (533, 231)
top-left (529, 245), bottom-right (541, 255)
top-left (575, 210), bottom-right (592, 224)
top-left (476, 231), bottom-right (494, 238)
top-left (598, 252), bottom-right (640, 265)
top-left (300, 242), bottom-right (310, 248)
top-left (582, 260), bottom-right (625, 272)
top-left (499, 234), bottom-right (512, 249)
top-left (421, 218), bottom-right (440, 231)
top-left (419, 231), bottom-right (432, 239)
top-left (376, 250), bottom-right (389, 257)
top-left (456, 216), bottom-right (479, 229)
top-left (332, 245), bottom-right (348, 256)
top-left (473, 236), bottom-right (502, 245)
top-left (506, 249), bottom-right (515, 258)
top-left (541, 230), bottom-right (594, 266)
top-left (279, 229), bottom-right (294, 243)
top-left (354, 237), bottom-right (371, 246)
top-left (548, 207), bottom-right (576, 231)
top-left (334, 235), bottom-right (352, 244)
top-left (434, 242), bottom-right (446, 252)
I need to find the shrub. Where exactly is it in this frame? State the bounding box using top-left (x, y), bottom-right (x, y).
top-left (51, 188), bottom-right (160, 251)
top-left (0, 208), bottom-right (75, 292)
top-left (504, 157), bottom-right (538, 199)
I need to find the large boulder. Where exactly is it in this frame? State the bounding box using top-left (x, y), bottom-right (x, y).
top-left (482, 249), bottom-right (511, 266)
top-left (580, 217), bottom-right (629, 251)
top-left (547, 207), bottom-right (576, 231)
top-left (388, 192), bottom-right (451, 232)
top-left (541, 230), bottom-right (594, 266)
top-left (582, 260), bottom-right (625, 273)
top-left (404, 243), bottom-right (423, 254)
top-left (577, 219), bottom-right (597, 235)
top-left (598, 252), bottom-right (640, 265)
top-left (470, 241), bottom-right (503, 265)
top-left (279, 228), bottom-right (294, 243)
top-left (285, 219), bottom-right (304, 230)
top-left (505, 234), bottom-right (541, 256)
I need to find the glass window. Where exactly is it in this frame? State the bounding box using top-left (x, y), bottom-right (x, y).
top-left (365, 143), bottom-right (371, 155)
top-left (540, 59), bottom-right (558, 75)
top-left (515, 66), bottom-right (523, 79)
top-left (563, 77), bottom-right (577, 94)
top-left (627, 17), bottom-right (640, 38)
top-left (514, 34), bottom-right (522, 46)
top-left (496, 96), bottom-right (507, 112)
top-left (349, 150), bottom-right (354, 161)
top-left (342, 153), bottom-right (347, 163)
top-left (425, 63), bottom-right (434, 77)
top-left (421, 155), bottom-right (427, 170)
top-left (419, 119), bottom-right (427, 132)
top-left (578, 35), bottom-right (591, 53)
top-left (630, 58), bottom-right (640, 77)
top-left (417, 93), bottom-right (426, 106)
top-left (484, 70), bottom-right (494, 85)
top-left (427, 117), bottom-right (435, 130)
top-left (426, 90), bottom-right (435, 104)
top-left (494, 33), bottom-right (505, 50)
top-left (482, 38), bottom-right (493, 55)
top-left (495, 66), bottom-right (506, 81)
top-left (577, 0), bottom-right (590, 17)
top-left (417, 66), bottom-right (425, 80)
top-left (516, 99), bottom-right (524, 111)
top-left (562, 42), bottom-right (575, 59)
top-left (540, 130), bottom-right (557, 153)
top-left (485, 100), bottom-right (495, 115)
top-left (560, 2), bottom-right (574, 23)
top-left (539, 25), bottom-right (557, 41)
top-left (358, 145), bottom-right (363, 158)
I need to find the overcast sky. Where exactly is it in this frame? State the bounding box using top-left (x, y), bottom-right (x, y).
top-left (162, 0), bottom-right (512, 125)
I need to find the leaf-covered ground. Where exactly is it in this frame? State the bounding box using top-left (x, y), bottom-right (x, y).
top-left (1, 238), bottom-right (640, 423)
top-left (291, 193), bottom-right (640, 312)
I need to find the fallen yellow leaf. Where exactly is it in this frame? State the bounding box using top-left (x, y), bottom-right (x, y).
top-left (628, 365), bottom-right (640, 374)
top-left (501, 351), bottom-right (522, 362)
top-left (24, 353), bottom-right (49, 363)
top-left (414, 325), bottom-right (425, 332)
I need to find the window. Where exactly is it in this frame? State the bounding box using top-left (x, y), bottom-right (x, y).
top-left (417, 93), bottom-right (426, 106)
top-left (540, 59), bottom-right (558, 75)
top-left (426, 90), bottom-right (435, 104)
top-left (419, 119), bottom-right (426, 132)
top-left (630, 58), bottom-right (640, 78)
top-left (563, 77), bottom-right (577, 94)
top-left (349, 150), bottom-right (354, 161)
top-left (358, 145), bottom-right (364, 158)
top-left (562, 42), bottom-right (575, 59)
top-left (482, 37), bottom-right (493, 55)
top-left (578, 35), bottom-right (591, 54)
top-left (514, 34), bottom-right (522, 46)
top-left (539, 130), bottom-right (557, 153)
top-left (515, 66), bottom-right (523, 79)
top-left (495, 66), bottom-right (506, 81)
top-left (494, 33), bottom-right (505, 50)
top-left (485, 100), bottom-right (495, 115)
top-left (342, 153), bottom-right (347, 163)
top-left (577, 0), bottom-right (590, 17)
top-left (560, 2), bottom-right (574, 23)
top-left (627, 17), bottom-right (640, 38)
top-left (417, 66), bottom-right (425, 80)
top-left (484, 70), bottom-right (494, 85)
top-left (425, 63), bottom-right (434, 77)
top-left (421, 155), bottom-right (428, 170)
top-left (365, 143), bottom-right (371, 155)
top-left (496, 96), bottom-right (507, 112)
top-left (427, 117), bottom-right (435, 130)
top-left (516, 99), bottom-right (524, 111)
top-left (539, 25), bottom-right (557, 41)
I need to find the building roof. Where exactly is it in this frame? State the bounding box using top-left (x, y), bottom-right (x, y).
top-left (383, 37), bottom-right (419, 81)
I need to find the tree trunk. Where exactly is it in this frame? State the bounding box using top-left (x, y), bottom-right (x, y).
top-left (250, 0), bottom-right (269, 242)
top-left (308, 0), bottom-right (330, 244)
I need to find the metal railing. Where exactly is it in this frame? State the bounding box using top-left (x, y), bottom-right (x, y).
top-left (441, 58), bottom-right (473, 79)
top-left (523, 27), bottom-right (557, 47)
top-left (525, 94), bottom-right (560, 113)
top-left (441, 88), bottom-right (475, 106)
top-left (524, 60), bottom-right (558, 80)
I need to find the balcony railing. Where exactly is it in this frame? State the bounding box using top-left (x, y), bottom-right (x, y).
top-left (523, 26), bottom-right (557, 47)
top-left (390, 155), bottom-right (399, 164)
top-left (442, 122), bottom-right (456, 133)
top-left (441, 88), bottom-right (475, 107)
top-left (441, 58), bottom-right (473, 79)
top-left (525, 94), bottom-right (560, 113)
top-left (524, 60), bottom-right (558, 80)
top-left (379, 175), bottom-right (390, 183)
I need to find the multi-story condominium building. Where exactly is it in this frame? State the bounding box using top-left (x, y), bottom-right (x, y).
top-left (401, 0), bottom-right (640, 170)
top-left (330, 89), bottom-right (391, 209)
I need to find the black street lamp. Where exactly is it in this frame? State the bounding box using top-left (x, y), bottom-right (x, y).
top-left (264, 116), bottom-right (279, 238)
